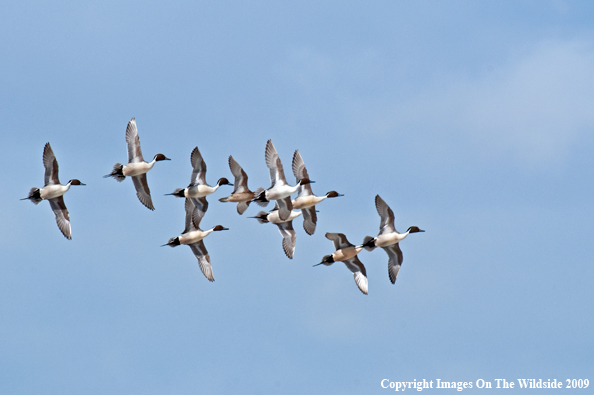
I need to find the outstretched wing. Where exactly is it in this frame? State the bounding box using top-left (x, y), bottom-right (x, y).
top-left (125, 118), bottom-right (144, 163)
top-left (292, 150), bottom-right (313, 198)
top-left (277, 220), bottom-right (296, 259)
top-left (265, 140), bottom-right (287, 186)
top-left (131, 174), bottom-right (154, 210)
top-left (343, 256), bottom-right (368, 295)
top-left (189, 197), bottom-right (209, 227)
top-left (375, 194), bottom-right (397, 235)
top-left (276, 196), bottom-right (293, 221)
top-left (189, 241), bottom-right (214, 282)
top-left (301, 206), bottom-right (317, 235)
top-left (190, 146), bottom-right (207, 186)
top-left (325, 232), bottom-right (353, 251)
top-left (383, 243), bottom-right (404, 284)
top-left (236, 201), bottom-right (250, 215)
top-left (183, 198), bottom-right (207, 233)
top-left (43, 143), bottom-right (60, 186)
top-left (49, 196), bottom-right (71, 239)
top-left (229, 156), bottom-right (250, 194)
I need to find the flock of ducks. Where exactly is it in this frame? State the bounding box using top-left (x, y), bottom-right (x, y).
top-left (22, 118), bottom-right (424, 295)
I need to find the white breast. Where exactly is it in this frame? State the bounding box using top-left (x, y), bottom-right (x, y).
top-left (185, 184), bottom-right (217, 198)
top-left (123, 161), bottom-right (153, 177)
top-left (179, 229), bottom-right (211, 245)
top-left (267, 210), bottom-right (301, 224)
top-left (40, 184), bottom-right (69, 200)
top-left (292, 195), bottom-right (325, 209)
top-left (375, 232), bottom-right (407, 248)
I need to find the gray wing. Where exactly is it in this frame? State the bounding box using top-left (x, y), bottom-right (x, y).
top-left (277, 220), bottom-right (296, 259)
top-left (229, 156), bottom-right (250, 194)
top-left (43, 143), bottom-right (60, 186)
top-left (189, 241), bottom-right (214, 282)
top-left (189, 197), bottom-right (208, 227)
top-left (325, 232), bottom-right (353, 250)
top-left (383, 243), bottom-right (404, 284)
top-left (265, 140), bottom-right (287, 186)
top-left (375, 195), bottom-right (397, 235)
top-left (292, 150), bottom-right (313, 198)
top-left (190, 146), bottom-right (207, 186)
top-left (183, 199), bottom-right (194, 233)
top-left (131, 174), bottom-right (154, 210)
top-left (49, 196), bottom-right (71, 239)
top-left (125, 118), bottom-right (144, 163)
top-left (343, 256), bottom-right (368, 295)
top-left (276, 196), bottom-right (293, 222)
top-left (183, 198), bottom-right (206, 233)
top-left (236, 201), bottom-right (250, 215)
top-left (301, 206), bottom-right (317, 235)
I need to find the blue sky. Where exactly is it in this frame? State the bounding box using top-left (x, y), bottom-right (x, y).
top-left (1, 1), bottom-right (593, 393)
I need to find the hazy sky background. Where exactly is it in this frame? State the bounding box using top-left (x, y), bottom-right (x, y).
top-left (1, 1), bottom-right (593, 393)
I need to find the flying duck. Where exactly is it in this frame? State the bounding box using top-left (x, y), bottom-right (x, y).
top-left (362, 195), bottom-right (424, 283)
top-left (22, 143), bottom-right (85, 239)
top-left (163, 198), bottom-right (228, 282)
top-left (104, 118), bottom-right (170, 210)
top-left (291, 150), bottom-right (342, 235)
top-left (253, 140), bottom-right (310, 221)
top-left (316, 232), bottom-right (368, 295)
top-left (250, 202), bottom-right (301, 259)
top-left (167, 146), bottom-right (232, 209)
top-left (218, 155), bottom-right (255, 215)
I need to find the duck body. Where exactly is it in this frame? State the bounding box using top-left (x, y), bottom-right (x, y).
top-left (38, 182), bottom-right (73, 200)
top-left (373, 231), bottom-right (409, 248)
top-left (177, 228), bottom-right (215, 245)
top-left (174, 182), bottom-right (227, 199)
top-left (328, 245), bottom-right (364, 262)
top-left (121, 159), bottom-right (158, 177)
top-left (261, 208), bottom-right (301, 225)
top-left (291, 194), bottom-right (326, 210)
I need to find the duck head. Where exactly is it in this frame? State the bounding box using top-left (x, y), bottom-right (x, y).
top-left (217, 177), bottom-right (233, 187)
top-left (314, 254), bottom-right (334, 266)
top-left (326, 191), bottom-right (343, 198)
top-left (154, 154), bottom-right (171, 161)
top-left (407, 226), bottom-right (425, 234)
top-left (162, 237), bottom-right (180, 247)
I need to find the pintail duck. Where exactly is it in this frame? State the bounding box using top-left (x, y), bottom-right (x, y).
top-left (362, 195), bottom-right (424, 283)
top-left (291, 150), bottom-right (342, 235)
top-left (218, 155), bottom-right (255, 215)
top-left (250, 202), bottom-right (301, 259)
top-left (163, 198), bottom-right (228, 282)
top-left (253, 140), bottom-right (311, 222)
top-left (21, 143), bottom-right (85, 239)
top-left (315, 233), bottom-right (368, 295)
top-left (167, 146), bottom-right (232, 209)
top-left (104, 118), bottom-right (170, 210)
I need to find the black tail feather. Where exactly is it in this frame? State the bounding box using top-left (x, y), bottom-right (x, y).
top-left (104, 163), bottom-right (125, 182)
top-left (22, 187), bottom-right (42, 204)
